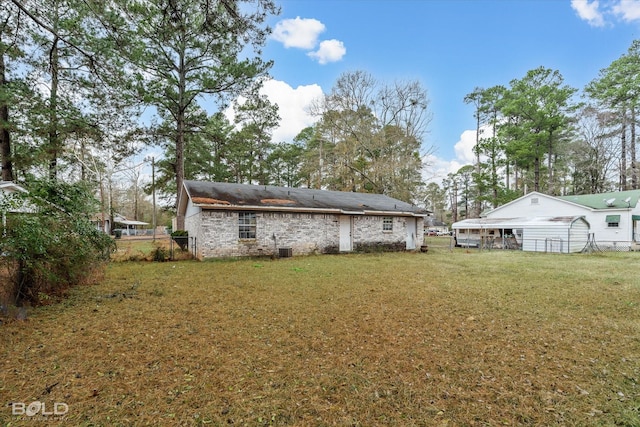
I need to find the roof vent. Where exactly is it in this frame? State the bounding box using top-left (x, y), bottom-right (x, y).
top-left (605, 198), bottom-right (616, 207)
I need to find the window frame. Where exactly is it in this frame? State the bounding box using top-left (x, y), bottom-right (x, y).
top-left (606, 214), bottom-right (621, 228)
top-left (382, 216), bottom-right (393, 232)
top-left (238, 211), bottom-right (257, 239)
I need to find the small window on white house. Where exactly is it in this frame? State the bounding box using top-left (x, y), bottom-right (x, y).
top-left (238, 212), bottom-right (257, 239)
top-left (606, 215), bottom-right (620, 228)
top-left (382, 216), bottom-right (393, 231)
top-left (531, 197), bottom-right (539, 205)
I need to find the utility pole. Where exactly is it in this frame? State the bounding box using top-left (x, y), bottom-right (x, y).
top-left (151, 157), bottom-right (156, 242)
top-left (143, 156), bottom-right (158, 241)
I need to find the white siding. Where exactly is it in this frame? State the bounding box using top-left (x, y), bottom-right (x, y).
top-left (183, 199), bottom-right (202, 256)
top-left (569, 219), bottom-right (590, 252)
top-left (453, 216), bottom-right (590, 253)
top-left (488, 193), bottom-right (589, 218)
top-left (521, 219), bottom-right (589, 253)
top-left (486, 192), bottom-right (639, 246)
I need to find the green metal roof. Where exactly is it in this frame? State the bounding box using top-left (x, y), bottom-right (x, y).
top-left (558, 189), bottom-right (640, 209)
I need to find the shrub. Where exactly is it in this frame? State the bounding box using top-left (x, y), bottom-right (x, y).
top-left (0, 180), bottom-right (115, 306)
top-left (152, 244), bottom-right (169, 262)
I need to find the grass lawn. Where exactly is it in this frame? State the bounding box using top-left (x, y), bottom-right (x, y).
top-left (1, 247), bottom-right (640, 426)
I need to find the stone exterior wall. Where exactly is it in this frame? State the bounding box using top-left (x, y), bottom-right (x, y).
top-left (187, 209), bottom-right (423, 259)
top-left (352, 216), bottom-right (409, 251)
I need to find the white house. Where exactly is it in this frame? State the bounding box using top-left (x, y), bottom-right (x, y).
top-left (113, 214), bottom-right (149, 236)
top-left (452, 216), bottom-right (590, 253)
top-left (178, 181), bottom-right (429, 259)
top-left (481, 190), bottom-right (640, 250)
top-left (0, 181), bottom-right (29, 235)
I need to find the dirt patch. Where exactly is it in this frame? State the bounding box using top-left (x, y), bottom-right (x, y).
top-left (260, 198), bottom-right (296, 205)
top-left (191, 197), bottom-right (231, 205)
top-left (0, 261), bottom-right (15, 305)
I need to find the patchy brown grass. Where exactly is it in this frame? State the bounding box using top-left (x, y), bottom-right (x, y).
top-left (110, 236), bottom-right (192, 262)
top-left (1, 249), bottom-right (639, 426)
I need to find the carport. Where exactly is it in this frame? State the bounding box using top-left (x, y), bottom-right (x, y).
top-left (452, 216), bottom-right (590, 253)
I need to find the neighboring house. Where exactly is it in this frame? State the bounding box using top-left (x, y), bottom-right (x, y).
top-left (424, 218), bottom-right (448, 235)
top-left (113, 214), bottom-right (149, 236)
top-left (452, 216), bottom-right (590, 253)
top-left (91, 213), bottom-right (111, 234)
top-left (178, 180), bottom-right (429, 259)
top-left (0, 181), bottom-right (29, 236)
top-left (483, 190), bottom-right (640, 250)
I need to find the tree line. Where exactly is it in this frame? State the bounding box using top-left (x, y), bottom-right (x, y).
top-left (1, 0), bottom-right (432, 232)
top-left (432, 42), bottom-right (640, 223)
top-left (2, 0), bottom-right (639, 228)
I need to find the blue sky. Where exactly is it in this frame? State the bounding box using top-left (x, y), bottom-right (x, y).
top-left (255, 0), bottom-right (640, 183)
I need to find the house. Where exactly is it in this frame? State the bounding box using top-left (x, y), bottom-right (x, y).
top-left (452, 216), bottom-right (590, 253)
top-left (113, 214), bottom-right (149, 236)
top-left (424, 218), bottom-right (449, 235)
top-left (0, 181), bottom-right (29, 235)
top-left (177, 180), bottom-right (430, 259)
top-left (482, 190), bottom-right (640, 250)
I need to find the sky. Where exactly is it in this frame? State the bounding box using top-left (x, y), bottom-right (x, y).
top-left (253, 0), bottom-right (640, 183)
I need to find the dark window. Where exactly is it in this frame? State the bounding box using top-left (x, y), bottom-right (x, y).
top-left (606, 215), bottom-right (620, 228)
top-left (383, 216), bottom-right (393, 231)
top-left (239, 212), bottom-right (256, 239)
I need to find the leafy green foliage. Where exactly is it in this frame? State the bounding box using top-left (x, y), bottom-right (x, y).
top-left (0, 180), bottom-right (114, 306)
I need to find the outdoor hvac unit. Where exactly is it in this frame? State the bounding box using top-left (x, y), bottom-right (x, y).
top-left (278, 247), bottom-right (293, 258)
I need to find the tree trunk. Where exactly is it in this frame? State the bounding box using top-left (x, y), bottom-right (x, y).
top-left (175, 44), bottom-right (187, 230)
top-left (621, 112), bottom-right (628, 191)
top-left (474, 112), bottom-right (481, 217)
top-left (175, 113), bottom-right (185, 230)
top-left (547, 131), bottom-right (554, 195)
top-left (534, 156), bottom-right (540, 192)
top-left (0, 49), bottom-right (14, 181)
top-left (631, 105), bottom-right (637, 189)
top-left (48, 36), bottom-right (60, 180)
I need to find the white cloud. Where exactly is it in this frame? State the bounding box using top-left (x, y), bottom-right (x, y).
top-left (572, 0), bottom-right (640, 26)
top-left (271, 17), bottom-right (325, 49)
top-left (612, 0), bottom-right (640, 22)
top-left (423, 128), bottom-right (487, 185)
top-left (421, 132), bottom-right (473, 185)
top-left (271, 17), bottom-right (346, 64)
top-left (571, 0), bottom-right (606, 26)
top-left (453, 129), bottom-right (478, 165)
top-left (422, 154), bottom-right (459, 185)
top-left (307, 39), bottom-right (347, 64)
top-left (260, 79), bottom-right (324, 142)
top-left (226, 79), bottom-right (323, 143)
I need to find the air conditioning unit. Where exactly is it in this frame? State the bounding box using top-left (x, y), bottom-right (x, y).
top-left (278, 247), bottom-right (293, 258)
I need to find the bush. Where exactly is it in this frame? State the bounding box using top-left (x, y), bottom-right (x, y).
top-left (152, 244), bottom-right (169, 262)
top-left (0, 180), bottom-right (115, 306)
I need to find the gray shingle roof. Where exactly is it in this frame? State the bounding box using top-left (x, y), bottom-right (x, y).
top-left (183, 181), bottom-right (429, 216)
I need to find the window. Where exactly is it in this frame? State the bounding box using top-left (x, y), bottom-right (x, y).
top-left (238, 212), bottom-right (256, 239)
top-left (606, 215), bottom-right (620, 228)
top-left (382, 216), bottom-right (393, 231)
